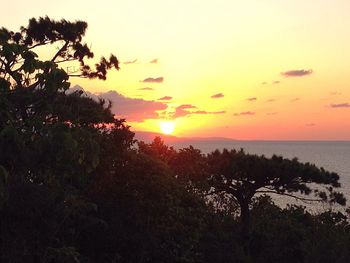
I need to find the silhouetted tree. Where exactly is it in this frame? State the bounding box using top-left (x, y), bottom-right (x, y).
top-left (85, 147), bottom-right (214, 263)
top-left (137, 136), bottom-right (177, 163)
top-left (0, 17), bottom-right (132, 262)
top-left (249, 196), bottom-right (350, 263)
top-left (206, 149), bottom-right (346, 238)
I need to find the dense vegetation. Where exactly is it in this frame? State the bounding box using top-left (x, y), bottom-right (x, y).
top-left (1, 17), bottom-right (349, 263)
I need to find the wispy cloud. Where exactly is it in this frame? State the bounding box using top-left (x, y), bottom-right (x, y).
top-left (262, 81), bottom-right (281, 85)
top-left (123, 59), bottom-right (137, 65)
top-left (141, 77), bottom-right (164, 83)
top-left (177, 104), bottom-right (197, 110)
top-left (291, 98), bottom-right (300, 102)
top-left (170, 104), bottom-right (197, 118)
top-left (330, 91), bottom-right (341, 96)
top-left (267, 99), bottom-right (276, 102)
top-left (150, 58), bottom-right (158, 64)
top-left (247, 97), bottom-right (257, 101)
top-left (306, 123), bottom-right (316, 127)
top-left (267, 112), bottom-right (278, 115)
top-left (330, 103), bottom-right (350, 108)
top-left (194, 110), bottom-right (226, 115)
top-left (169, 104), bottom-right (225, 118)
top-left (233, 111), bottom-right (255, 116)
top-left (281, 69), bottom-right (313, 77)
top-left (158, 96), bottom-right (173, 101)
top-left (211, 93), bottom-right (224, 99)
top-left (138, 87), bottom-right (154, 91)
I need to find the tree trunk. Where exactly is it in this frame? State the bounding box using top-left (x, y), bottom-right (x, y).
top-left (240, 199), bottom-right (250, 239)
top-left (239, 199), bottom-right (251, 256)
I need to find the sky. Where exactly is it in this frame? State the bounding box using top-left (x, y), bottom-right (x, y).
top-left (2, 0), bottom-right (350, 140)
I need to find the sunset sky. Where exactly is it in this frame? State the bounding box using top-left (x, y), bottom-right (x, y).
top-left (2, 0), bottom-right (350, 140)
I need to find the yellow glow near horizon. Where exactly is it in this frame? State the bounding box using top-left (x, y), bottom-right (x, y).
top-left (160, 121), bottom-right (175, 135)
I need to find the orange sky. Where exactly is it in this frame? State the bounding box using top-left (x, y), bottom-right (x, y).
top-left (2, 0), bottom-right (350, 140)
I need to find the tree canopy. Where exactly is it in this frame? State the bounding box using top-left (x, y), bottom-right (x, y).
top-left (206, 148), bottom-right (346, 235)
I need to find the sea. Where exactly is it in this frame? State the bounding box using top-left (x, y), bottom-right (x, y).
top-left (170, 140), bottom-right (350, 212)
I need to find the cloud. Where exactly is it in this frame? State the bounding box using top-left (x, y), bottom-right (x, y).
top-left (123, 59), bottom-right (137, 65)
top-left (158, 96), bottom-right (173, 101)
top-left (150, 58), bottom-right (158, 63)
top-left (267, 99), bottom-right (276, 102)
top-left (170, 104), bottom-right (197, 118)
top-left (291, 98), bottom-right (300, 102)
top-left (141, 77), bottom-right (164, 83)
top-left (68, 85), bottom-right (167, 122)
top-left (281, 69), bottom-right (313, 77)
top-left (330, 103), bottom-right (350, 108)
top-left (169, 104), bottom-right (225, 118)
top-left (262, 81), bottom-right (281, 85)
top-left (330, 91), bottom-right (341, 96)
top-left (193, 110), bottom-right (226, 115)
top-left (138, 87), bottom-right (154, 91)
top-left (267, 112), bottom-right (278, 115)
top-left (233, 111), bottom-right (255, 116)
top-left (247, 97), bottom-right (257, 101)
top-left (306, 123), bottom-right (316, 127)
top-left (177, 104), bottom-right (197, 110)
top-left (98, 91), bottom-right (167, 121)
top-left (211, 93), bottom-right (224, 99)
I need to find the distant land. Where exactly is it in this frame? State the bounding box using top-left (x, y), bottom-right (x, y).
top-left (133, 131), bottom-right (236, 143)
top-left (133, 131), bottom-right (350, 143)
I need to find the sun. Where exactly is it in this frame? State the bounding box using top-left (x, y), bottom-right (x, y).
top-left (160, 121), bottom-right (175, 135)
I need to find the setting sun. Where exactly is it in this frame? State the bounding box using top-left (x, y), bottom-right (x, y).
top-left (160, 121), bottom-right (175, 135)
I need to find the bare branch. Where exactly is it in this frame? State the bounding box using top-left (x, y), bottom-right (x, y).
top-left (55, 58), bottom-right (77, 64)
top-left (256, 190), bottom-right (323, 203)
top-left (0, 57), bottom-right (22, 87)
top-left (51, 41), bottom-right (69, 62)
top-left (67, 74), bottom-right (85, 78)
top-left (28, 40), bottom-right (52, 50)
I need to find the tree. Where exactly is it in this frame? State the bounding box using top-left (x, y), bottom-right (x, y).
top-left (138, 137), bottom-right (209, 183)
top-left (0, 17), bottom-right (133, 262)
top-left (137, 136), bottom-right (177, 164)
top-left (206, 149), bottom-right (346, 237)
top-left (86, 149), bottom-right (210, 263)
top-left (249, 196), bottom-right (350, 263)
top-left (0, 16), bottom-right (127, 183)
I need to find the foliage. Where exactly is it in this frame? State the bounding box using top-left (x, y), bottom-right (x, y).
top-left (206, 148), bottom-right (346, 236)
top-left (249, 196), bottom-right (350, 263)
top-left (0, 17), bottom-right (132, 262)
top-left (84, 151), bottom-right (209, 263)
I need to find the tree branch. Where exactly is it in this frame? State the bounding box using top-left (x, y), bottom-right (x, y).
top-left (55, 58), bottom-right (77, 64)
top-left (28, 40), bottom-right (51, 50)
top-left (256, 190), bottom-right (323, 203)
top-left (51, 41), bottom-right (69, 62)
top-left (67, 74), bottom-right (85, 78)
top-left (0, 57), bottom-right (22, 88)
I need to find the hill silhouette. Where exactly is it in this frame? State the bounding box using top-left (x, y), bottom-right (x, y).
top-left (134, 131), bottom-right (237, 143)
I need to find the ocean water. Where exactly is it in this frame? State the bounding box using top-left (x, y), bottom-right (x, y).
top-left (171, 140), bottom-right (350, 210)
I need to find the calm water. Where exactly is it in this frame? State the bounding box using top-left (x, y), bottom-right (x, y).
top-left (171, 140), bottom-right (350, 210)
